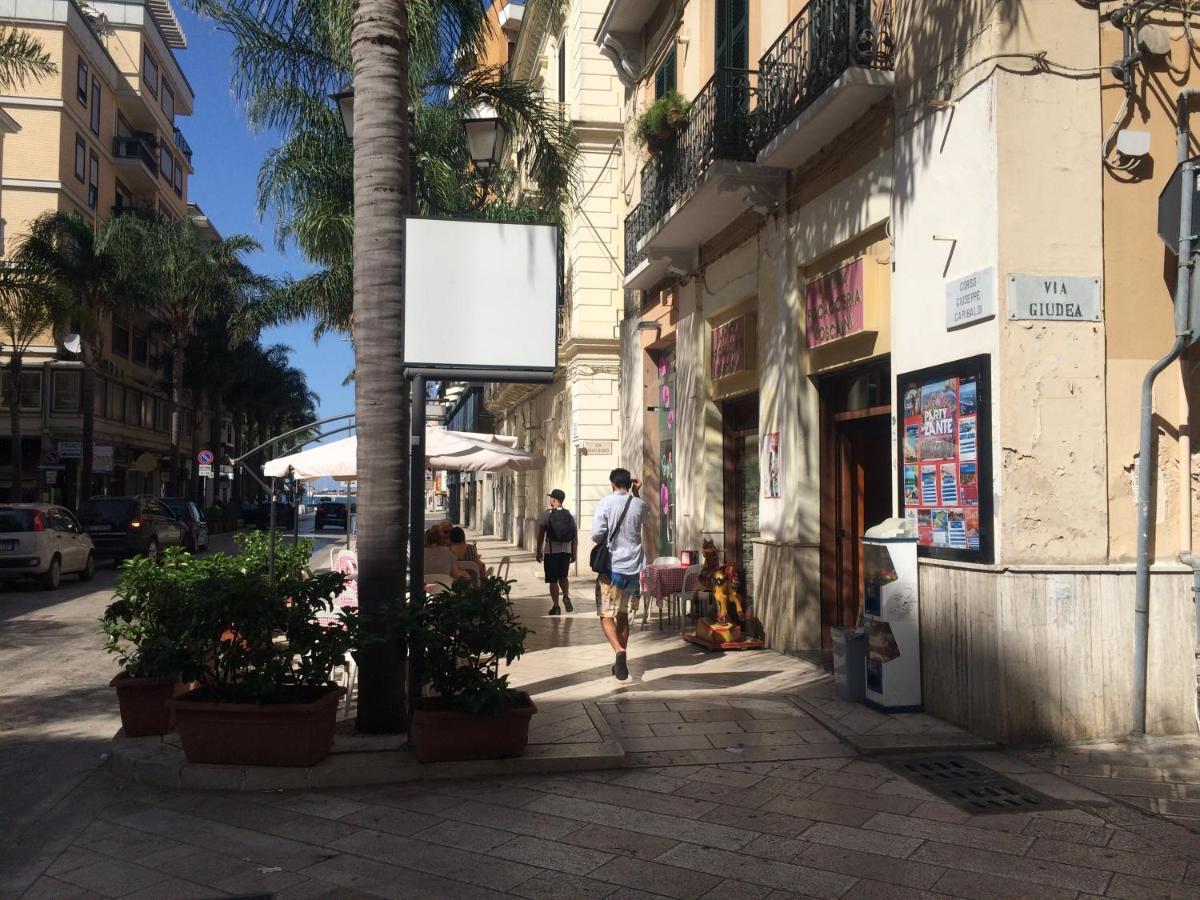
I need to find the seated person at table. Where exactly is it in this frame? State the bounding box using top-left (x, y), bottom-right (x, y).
top-left (424, 530), bottom-right (456, 577)
top-left (449, 527), bottom-right (483, 577)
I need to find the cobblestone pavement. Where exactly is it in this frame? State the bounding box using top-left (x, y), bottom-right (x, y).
top-left (4, 532), bottom-right (1200, 898)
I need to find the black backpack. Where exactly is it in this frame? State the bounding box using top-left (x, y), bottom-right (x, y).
top-left (546, 508), bottom-right (576, 543)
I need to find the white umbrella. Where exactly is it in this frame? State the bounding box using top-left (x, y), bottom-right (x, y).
top-left (262, 430), bottom-right (541, 481)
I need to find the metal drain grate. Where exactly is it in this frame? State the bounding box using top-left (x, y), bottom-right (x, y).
top-left (882, 754), bottom-right (1067, 815)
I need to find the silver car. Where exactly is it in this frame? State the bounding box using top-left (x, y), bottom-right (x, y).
top-left (0, 504), bottom-right (97, 590)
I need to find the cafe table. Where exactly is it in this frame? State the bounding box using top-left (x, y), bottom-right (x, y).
top-left (642, 560), bottom-right (690, 631)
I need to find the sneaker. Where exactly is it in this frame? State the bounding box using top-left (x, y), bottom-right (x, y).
top-left (563, 596), bottom-right (574, 613)
top-left (548, 605), bottom-right (561, 616)
top-left (614, 651), bottom-right (629, 681)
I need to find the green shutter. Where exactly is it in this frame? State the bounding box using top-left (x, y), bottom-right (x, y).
top-left (715, 0), bottom-right (748, 71)
top-left (655, 45), bottom-right (677, 99)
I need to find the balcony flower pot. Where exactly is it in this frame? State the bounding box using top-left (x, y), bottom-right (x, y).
top-left (110, 673), bottom-right (186, 737)
top-left (635, 91), bottom-right (690, 156)
top-left (411, 691), bottom-right (537, 763)
top-left (169, 686), bottom-right (342, 766)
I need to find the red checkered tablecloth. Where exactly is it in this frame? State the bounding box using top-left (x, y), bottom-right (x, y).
top-left (644, 564), bottom-right (688, 602)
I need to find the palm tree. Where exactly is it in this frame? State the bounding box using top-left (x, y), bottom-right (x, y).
top-left (0, 26), bottom-right (56, 90)
top-left (185, 0), bottom-right (575, 732)
top-left (0, 263), bottom-right (66, 499)
top-left (147, 219), bottom-right (271, 492)
top-left (15, 212), bottom-right (156, 503)
top-left (346, 0), bottom-right (412, 733)
top-left (184, 0), bottom-right (576, 341)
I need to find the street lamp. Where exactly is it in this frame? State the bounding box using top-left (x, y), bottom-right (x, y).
top-left (462, 102), bottom-right (507, 174)
top-left (332, 87), bottom-right (355, 141)
top-left (330, 88), bottom-right (508, 199)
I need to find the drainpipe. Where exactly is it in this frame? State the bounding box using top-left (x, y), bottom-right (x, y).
top-left (1134, 88), bottom-right (1200, 735)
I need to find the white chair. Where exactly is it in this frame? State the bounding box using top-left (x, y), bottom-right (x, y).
top-left (671, 564), bottom-right (703, 628)
top-left (426, 574), bottom-right (455, 593)
top-left (455, 559), bottom-right (482, 582)
top-left (490, 555), bottom-right (512, 581)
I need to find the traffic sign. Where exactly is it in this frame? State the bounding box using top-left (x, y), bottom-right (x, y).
top-left (198, 463), bottom-right (213, 478)
top-left (43, 450), bottom-right (61, 466)
top-left (57, 441), bottom-right (81, 459)
top-left (197, 449), bottom-right (214, 465)
top-left (45, 470), bottom-right (57, 485)
top-left (1158, 156), bottom-right (1200, 251)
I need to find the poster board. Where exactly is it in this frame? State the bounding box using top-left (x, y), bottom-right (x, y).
top-left (897, 355), bottom-right (993, 563)
top-left (403, 217), bottom-right (558, 376)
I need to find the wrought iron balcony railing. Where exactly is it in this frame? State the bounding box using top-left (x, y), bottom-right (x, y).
top-left (112, 133), bottom-right (158, 174)
top-left (173, 126), bottom-right (192, 162)
top-left (623, 68), bottom-right (760, 274)
top-left (758, 0), bottom-right (895, 144)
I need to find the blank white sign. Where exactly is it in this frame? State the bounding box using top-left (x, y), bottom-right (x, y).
top-left (404, 217), bottom-right (558, 372)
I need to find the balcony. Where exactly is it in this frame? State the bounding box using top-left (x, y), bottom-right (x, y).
top-left (757, 0), bottom-right (895, 170)
top-left (596, 0), bottom-right (661, 81)
top-left (112, 133), bottom-right (159, 191)
top-left (173, 127), bottom-right (193, 167)
top-left (623, 69), bottom-right (783, 290)
top-left (111, 204), bottom-right (160, 222)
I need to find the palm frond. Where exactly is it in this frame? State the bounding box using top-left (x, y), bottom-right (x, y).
top-left (0, 26), bottom-right (57, 90)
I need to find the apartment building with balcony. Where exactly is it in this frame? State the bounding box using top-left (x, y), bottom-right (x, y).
top-left (481, 0), bottom-right (626, 547)
top-left (603, 0), bottom-right (1200, 744)
top-left (0, 0), bottom-right (200, 504)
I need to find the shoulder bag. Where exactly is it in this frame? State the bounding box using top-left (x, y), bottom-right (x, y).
top-left (590, 494), bottom-right (634, 575)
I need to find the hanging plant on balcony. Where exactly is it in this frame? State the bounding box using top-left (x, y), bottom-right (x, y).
top-left (634, 91), bottom-right (691, 155)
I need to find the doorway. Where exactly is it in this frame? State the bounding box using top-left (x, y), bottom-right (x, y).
top-left (819, 363), bottom-right (891, 647)
top-left (722, 393), bottom-right (759, 598)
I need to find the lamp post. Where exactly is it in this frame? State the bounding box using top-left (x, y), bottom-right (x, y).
top-left (332, 89), bottom-right (507, 209)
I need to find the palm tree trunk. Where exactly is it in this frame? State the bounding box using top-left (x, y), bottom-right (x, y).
top-left (79, 344), bottom-right (96, 508)
top-left (170, 350), bottom-right (184, 494)
top-left (232, 405), bottom-right (244, 505)
top-left (7, 356), bottom-right (23, 501)
top-left (191, 393), bottom-right (205, 505)
top-left (351, 0), bottom-right (409, 733)
top-left (210, 393), bottom-right (224, 502)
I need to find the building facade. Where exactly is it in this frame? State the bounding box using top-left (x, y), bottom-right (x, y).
top-left (600, 0), bottom-right (1199, 743)
top-left (0, 0), bottom-right (201, 504)
top-left (484, 0), bottom-right (627, 549)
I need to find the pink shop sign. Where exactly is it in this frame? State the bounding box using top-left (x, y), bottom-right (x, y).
top-left (806, 259), bottom-right (865, 349)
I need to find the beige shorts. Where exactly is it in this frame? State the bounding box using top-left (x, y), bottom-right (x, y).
top-left (597, 575), bottom-right (640, 619)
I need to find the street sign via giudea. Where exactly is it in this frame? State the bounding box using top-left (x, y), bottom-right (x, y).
top-left (1158, 156), bottom-right (1200, 252)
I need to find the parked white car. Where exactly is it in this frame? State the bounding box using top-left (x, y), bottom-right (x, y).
top-left (0, 504), bottom-right (96, 590)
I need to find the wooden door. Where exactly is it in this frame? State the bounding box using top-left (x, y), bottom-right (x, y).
top-left (832, 415), bottom-right (892, 630)
top-left (722, 394), bottom-right (759, 596)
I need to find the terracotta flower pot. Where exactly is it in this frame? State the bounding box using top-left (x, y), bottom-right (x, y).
top-left (111, 673), bottom-right (186, 737)
top-left (169, 686), bottom-right (341, 767)
top-left (410, 692), bottom-right (537, 763)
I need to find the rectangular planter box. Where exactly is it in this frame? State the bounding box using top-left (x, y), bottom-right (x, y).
top-left (169, 687), bottom-right (341, 767)
top-left (410, 692), bottom-right (537, 763)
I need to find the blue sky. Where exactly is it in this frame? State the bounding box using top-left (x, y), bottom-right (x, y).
top-left (174, 8), bottom-right (355, 422)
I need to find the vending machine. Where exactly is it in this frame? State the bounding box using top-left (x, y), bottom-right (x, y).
top-left (862, 518), bottom-right (921, 712)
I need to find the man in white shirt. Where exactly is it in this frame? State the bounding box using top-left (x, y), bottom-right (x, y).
top-left (535, 489), bottom-right (577, 615)
top-left (591, 468), bottom-right (647, 680)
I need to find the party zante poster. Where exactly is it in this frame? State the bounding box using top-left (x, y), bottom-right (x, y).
top-left (901, 373), bottom-right (982, 553)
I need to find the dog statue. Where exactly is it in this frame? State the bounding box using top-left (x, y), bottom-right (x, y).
top-left (696, 564), bottom-right (744, 645)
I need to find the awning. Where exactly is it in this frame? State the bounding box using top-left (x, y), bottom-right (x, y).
top-left (262, 430), bottom-right (541, 481)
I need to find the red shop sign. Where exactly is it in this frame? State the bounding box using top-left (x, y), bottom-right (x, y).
top-left (806, 258), bottom-right (864, 349)
top-left (711, 316), bottom-right (748, 381)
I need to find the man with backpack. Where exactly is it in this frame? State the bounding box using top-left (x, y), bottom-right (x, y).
top-left (535, 489), bottom-right (577, 615)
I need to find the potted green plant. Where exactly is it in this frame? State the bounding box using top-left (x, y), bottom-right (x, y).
top-left (101, 553), bottom-right (199, 737)
top-left (403, 576), bottom-right (536, 763)
top-left (166, 532), bottom-right (355, 766)
top-left (635, 91), bottom-right (691, 154)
